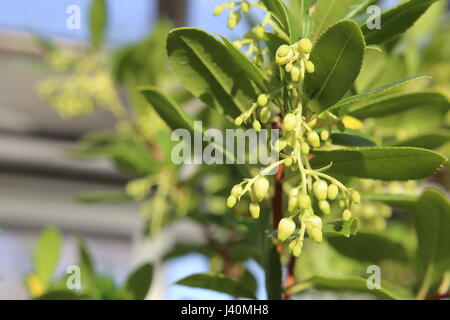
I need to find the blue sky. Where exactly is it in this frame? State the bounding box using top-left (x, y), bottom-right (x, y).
top-left (0, 0), bottom-right (250, 45)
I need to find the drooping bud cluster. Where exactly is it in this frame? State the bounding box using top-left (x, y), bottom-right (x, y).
top-left (234, 93), bottom-right (273, 131)
top-left (214, 1), bottom-right (254, 30)
top-left (221, 2), bottom-right (362, 259)
top-left (227, 175), bottom-right (270, 220)
top-left (275, 39), bottom-right (315, 82)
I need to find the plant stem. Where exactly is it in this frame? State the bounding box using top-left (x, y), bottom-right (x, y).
top-left (273, 163), bottom-right (285, 229)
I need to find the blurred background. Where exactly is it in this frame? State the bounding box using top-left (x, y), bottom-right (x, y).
top-left (0, 0), bottom-right (261, 300)
top-left (0, 0), bottom-right (448, 300)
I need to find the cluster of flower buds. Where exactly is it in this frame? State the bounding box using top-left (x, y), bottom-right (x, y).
top-left (278, 178), bottom-right (361, 257)
top-left (214, 1), bottom-right (254, 30)
top-left (227, 175), bottom-right (270, 219)
top-left (234, 93), bottom-right (272, 132)
top-left (275, 39), bottom-right (315, 82)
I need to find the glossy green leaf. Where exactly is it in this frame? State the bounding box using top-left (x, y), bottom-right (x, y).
top-left (167, 28), bottom-right (256, 118)
top-left (304, 20), bottom-right (365, 111)
top-left (261, 0), bottom-right (301, 42)
top-left (34, 227), bottom-right (61, 287)
top-left (372, 104), bottom-right (449, 138)
top-left (328, 232), bottom-right (410, 263)
top-left (331, 129), bottom-right (377, 147)
top-left (312, 0), bottom-right (356, 42)
top-left (175, 273), bottom-right (256, 299)
top-left (78, 238), bottom-right (96, 294)
top-left (344, 0), bottom-right (379, 19)
top-left (140, 87), bottom-right (195, 134)
top-left (35, 290), bottom-right (89, 300)
top-left (362, 193), bottom-right (418, 209)
top-left (264, 245), bottom-right (282, 300)
top-left (120, 263), bottom-right (153, 300)
top-left (323, 218), bottom-right (359, 238)
top-left (89, 0), bottom-right (107, 48)
top-left (311, 147), bottom-right (447, 181)
top-left (361, 0), bottom-right (440, 45)
top-left (292, 276), bottom-right (413, 300)
top-left (414, 188), bottom-right (450, 298)
top-left (219, 35), bottom-right (271, 92)
top-left (332, 75), bottom-right (431, 114)
top-left (390, 131), bottom-right (450, 150)
top-left (290, 0), bottom-right (314, 37)
top-left (348, 91), bottom-right (450, 120)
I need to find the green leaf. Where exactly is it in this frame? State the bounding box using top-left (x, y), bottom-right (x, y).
top-left (311, 147), bottom-right (447, 181)
top-left (332, 75), bottom-right (431, 114)
top-left (328, 232), bottom-right (410, 263)
top-left (78, 238), bottom-right (96, 295)
top-left (344, 0), bottom-right (379, 19)
top-left (372, 104), bottom-right (449, 138)
top-left (414, 188), bottom-right (450, 298)
top-left (304, 20), bottom-right (365, 111)
top-left (362, 193), bottom-right (418, 209)
top-left (140, 87), bottom-right (238, 164)
top-left (89, 0), bottom-right (107, 48)
top-left (312, 0), bottom-right (356, 42)
top-left (219, 35), bottom-right (271, 92)
top-left (389, 131), bottom-right (450, 150)
top-left (264, 245), bottom-right (282, 300)
top-left (290, 0), bottom-right (314, 37)
top-left (261, 0), bottom-right (301, 42)
top-left (175, 273), bottom-right (256, 299)
top-left (292, 276), bottom-right (413, 300)
top-left (348, 91), bottom-right (450, 120)
top-left (361, 0), bottom-right (440, 45)
top-left (323, 218), bottom-right (359, 238)
top-left (35, 290), bottom-right (89, 300)
top-left (34, 227), bottom-right (61, 287)
top-left (167, 28), bottom-right (256, 118)
top-left (120, 263), bottom-right (153, 300)
top-left (140, 87), bottom-right (195, 134)
top-left (330, 130), bottom-right (377, 147)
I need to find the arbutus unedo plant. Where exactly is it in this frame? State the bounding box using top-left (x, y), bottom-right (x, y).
top-left (141, 0), bottom-right (449, 300)
top-left (34, 0), bottom-right (450, 301)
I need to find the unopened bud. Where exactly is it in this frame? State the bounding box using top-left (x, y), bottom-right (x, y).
top-left (253, 176), bottom-right (269, 202)
top-left (283, 113), bottom-right (297, 132)
top-left (320, 129), bottom-right (330, 141)
top-left (307, 131), bottom-right (321, 148)
top-left (249, 202), bottom-right (260, 219)
top-left (298, 193), bottom-right (312, 209)
top-left (227, 195), bottom-right (237, 208)
top-left (351, 190), bottom-right (361, 204)
top-left (235, 116), bottom-right (243, 126)
top-left (343, 209), bottom-right (352, 221)
top-left (259, 107), bottom-right (271, 123)
top-left (241, 1), bottom-right (250, 13)
top-left (253, 120), bottom-right (261, 132)
top-left (292, 244), bottom-right (302, 257)
top-left (257, 94), bottom-right (268, 107)
top-left (278, 218), bottom-right (296, 241)
top-left (313, 180), bottom-right (328, 200)
top-left (305, 61), bottom-right (315, 73)
top-left (327, 184), bottom-right (339, 200)
top-left (291, 66), bottom-right (301, 82)
top-left (298, 38), bottom-right (313, 54)
top-left (319, 200), bottom-right (331, 215)
top-left (231, 185), bottom-right (243, 197)
top-left (285, 62), bottom-right (293, 73)
top-left (213, 5), bottom-right (224, 16)
top-left (274, 138), bottom-right (288, 152)
top-left (301, 142), bottom-right (310, 155)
